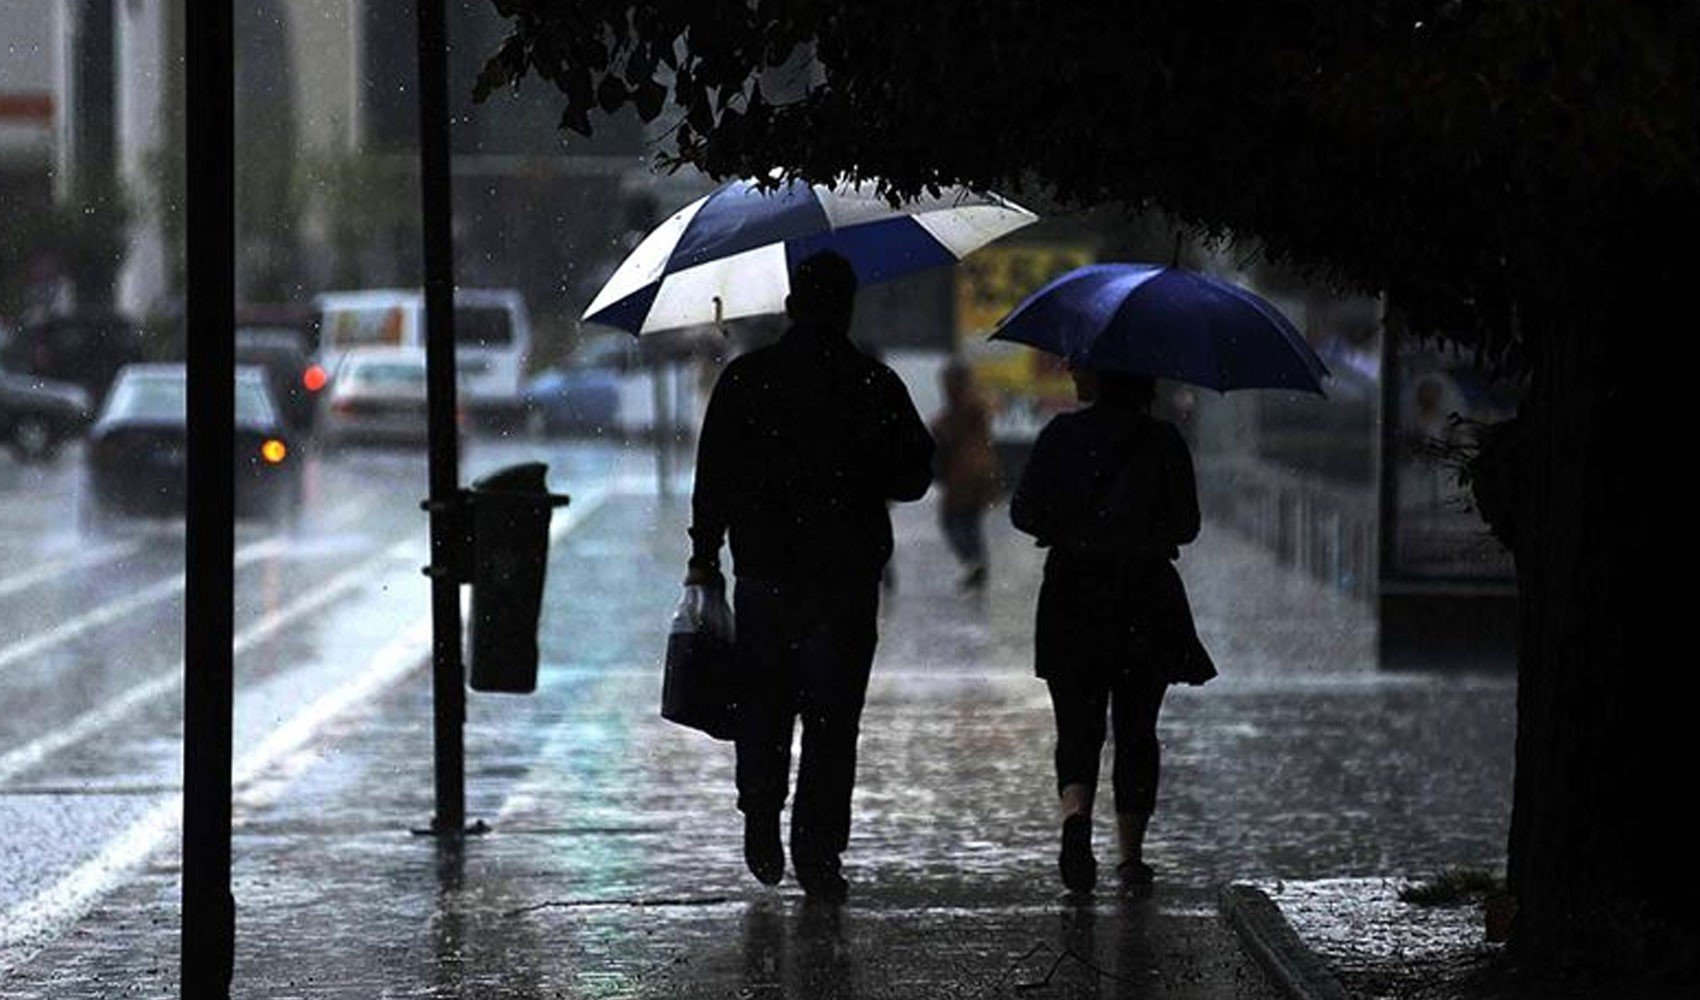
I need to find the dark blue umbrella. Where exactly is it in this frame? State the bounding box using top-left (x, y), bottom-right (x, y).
top-left (991, 263), bottom-right (1330, 394)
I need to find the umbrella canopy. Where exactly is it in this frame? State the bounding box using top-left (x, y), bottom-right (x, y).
top-left (584, 178), bottom-right (1037, 334)
top-left (991, 263), bottom-right (1330, 394)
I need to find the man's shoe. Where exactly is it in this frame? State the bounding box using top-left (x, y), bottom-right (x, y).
top-left (1059, 815), bottom-right (1096, 894)
top-left (795, 855), bottom-right (849, 903)
top-left (744, 812), bottom-right (784, 886)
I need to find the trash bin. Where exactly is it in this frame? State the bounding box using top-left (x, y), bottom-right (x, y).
top-left (466, 462), bottom-right (568, 693)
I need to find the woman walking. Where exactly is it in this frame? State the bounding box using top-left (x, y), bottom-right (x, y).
top-left (1010, 368), bottom-right (1215, 893)
top-left (930, 360), bottom-right (1001, 590)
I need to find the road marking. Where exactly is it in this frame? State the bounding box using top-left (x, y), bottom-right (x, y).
top-left (0, 619), bottom-right (434, 970)
top-left (0, 539), bottom-right (145, 602)
top-left (0, 539), bottom-right (418, 786)
top-left (0, 487), bottom-right (611, 964)
top-left (231, 616), bottom-right (436, 807)
top-left (0, 537), bottom-right (284, 675)
top-left (607, 470), bottom-right (694, 495)
top-left (0, 794), bottom-right (182, 973)
top-left (0, 497), bottom-right (376, 677)
top-left (0, 487), bottom-right (604, 785)
top-left (547, 483), bottom-right (611, 542)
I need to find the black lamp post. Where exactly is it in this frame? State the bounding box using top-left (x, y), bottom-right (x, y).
top-left (416, 0), bottom-right (468, 838)
top-left (181, 0), bottom-right (236, 995)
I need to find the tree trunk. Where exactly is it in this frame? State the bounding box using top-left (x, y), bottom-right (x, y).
top-left (1502, 296), bottom-right (1693, 975)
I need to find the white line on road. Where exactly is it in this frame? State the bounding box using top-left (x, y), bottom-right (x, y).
top-left (0, 795), bottom-right (181, 974)
top-left (0, 498), bottom-right (375, 677)
top-left (0, 487), bottom-right (604, 785)
top-left (0, 539), bottom-right (145, 602)
top-left (0, 487), bottom-right (610, 965)
top-left (546, 483), bottom-right (612, 542)
top-left (0, 538), bottom-right (283, 676)
top-left (231, 615), bottom-right (436, 803)
top-left (0, 618), bottom-right (435, 971)
top-left (0, 538), bottom-right (419, 786)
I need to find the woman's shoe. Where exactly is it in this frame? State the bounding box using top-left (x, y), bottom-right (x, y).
top-left (1116, 858), bottom-right (1155, 888)
top-left (1059, 815), bottom-right (1096, 893)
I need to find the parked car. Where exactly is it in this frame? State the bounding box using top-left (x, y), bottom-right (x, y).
top-left (524, 364), bottom-right (622, 436)
top-left (0, 311), bottom-right (150, 404)
top-left (318, 346), bottom-right (437, 450)
top-left (0, 368), bottom-right (91, 463)
top-left (236, 326), bottom-right (323, 432)
top-left (80, 364), bottom-right (303, 529)
top-left (524, 333), bottom-right (634, 436)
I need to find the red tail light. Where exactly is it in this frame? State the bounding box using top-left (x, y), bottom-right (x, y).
top-left (303, 365), bottom-right (327, 392)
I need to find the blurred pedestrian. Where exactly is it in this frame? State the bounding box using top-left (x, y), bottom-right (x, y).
top-left (930, 359), bottom-right (1001, 590)
top-left (685, 250), bottom-right (934, 902)
top-left (1010, 366), bottom-right (1215, 894)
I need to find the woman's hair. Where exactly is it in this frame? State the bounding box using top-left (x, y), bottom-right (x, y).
top-left (1097, 372), bottom-right (1158, 410)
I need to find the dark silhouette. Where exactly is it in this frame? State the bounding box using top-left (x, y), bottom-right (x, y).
top-left (685, 250), bottom-right (934, 901)
top-left (930, 359), bottom-right (1001, 590)
top-left (1010, 368), bottom-right (1215, 894)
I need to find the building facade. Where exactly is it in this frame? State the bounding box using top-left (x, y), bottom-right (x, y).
top-left (8, 0), bottom-right (660, 338)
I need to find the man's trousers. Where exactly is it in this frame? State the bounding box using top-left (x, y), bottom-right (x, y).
top-left (733, 576), bottom-right (879, 862)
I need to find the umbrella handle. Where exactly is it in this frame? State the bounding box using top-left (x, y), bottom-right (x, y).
top-left (713, 295), bottom-right (727, 337)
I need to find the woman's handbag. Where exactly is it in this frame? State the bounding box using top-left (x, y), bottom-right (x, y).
top-left (661, 582), bottom-right (738, 739)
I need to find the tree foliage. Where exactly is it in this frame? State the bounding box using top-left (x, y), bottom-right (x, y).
top-left (479, 0), bottom-right (1696, 369)
top-left (0, 175), bottom-right (133, 316)
top-left (303, 151), bottom-right (421, 290)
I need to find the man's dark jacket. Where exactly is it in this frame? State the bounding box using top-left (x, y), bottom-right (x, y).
top-left (689, 323), bottom-right (934, 582)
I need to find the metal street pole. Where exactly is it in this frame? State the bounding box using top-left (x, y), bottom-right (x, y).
top-left (182, 0), bottom-right (236, 994)
top-left (651, 358), bottom-right (672, 497)
top-left (416, 0), bottom-right (466, 836)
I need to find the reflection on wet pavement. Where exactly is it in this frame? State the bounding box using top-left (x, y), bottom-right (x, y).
top-left (0, 444), bottom-right (1514, 996)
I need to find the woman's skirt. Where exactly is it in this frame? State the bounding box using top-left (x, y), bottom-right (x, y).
top-left (1035, 548), bottom-right (1217, 686)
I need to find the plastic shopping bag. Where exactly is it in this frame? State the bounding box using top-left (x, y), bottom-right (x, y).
top-left (660, 583), bottom-right (737, 739)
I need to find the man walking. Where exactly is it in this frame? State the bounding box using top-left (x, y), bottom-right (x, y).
top-left (685, 251), bottom-right (934, 901)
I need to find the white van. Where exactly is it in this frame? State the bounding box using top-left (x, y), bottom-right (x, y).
top-left (312, 288), bottom-right (531, 419)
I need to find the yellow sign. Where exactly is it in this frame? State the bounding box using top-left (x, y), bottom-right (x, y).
top-left (954, 244), bottom-right (1094, 341)
top-left (955, 245), bottom-right (1093, 430)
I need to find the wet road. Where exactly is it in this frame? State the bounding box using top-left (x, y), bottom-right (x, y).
top-left (0, 435), bottom-right (637, 963)
top-left (0, 438), bottom-right (1518, 995)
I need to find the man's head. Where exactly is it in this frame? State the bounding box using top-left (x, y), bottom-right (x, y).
top-left (785, 251), bottom-right (858, 333)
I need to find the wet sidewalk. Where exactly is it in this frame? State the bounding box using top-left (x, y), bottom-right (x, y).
top-left (2, 483), bottom-right (1513, 997)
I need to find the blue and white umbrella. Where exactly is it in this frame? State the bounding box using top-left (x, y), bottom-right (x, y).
top-left (584, 178), bottom-right (1037, 334)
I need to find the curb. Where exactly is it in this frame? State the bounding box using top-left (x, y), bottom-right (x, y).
top-left (1219, 884), bottom-right (1352, 1000)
